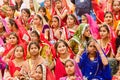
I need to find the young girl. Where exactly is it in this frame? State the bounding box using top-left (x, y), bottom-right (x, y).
top-left (104, 11), bottom-right (116, 54)
top-left (30, 30), bottom-right (53, 67)
top-left (98, 24), bottom-right (115, 57)
top-left (53, 39), bottom-right (74, 80)
top-left (3, 32), bottom-right (19, 61)
top-left (53, 0), bottom-right (68, 26)
top-left (6, 6), bottom-right (15, 19)
top-left (61, 14), bottom-right (78, 41)
top-left (60, 59), bottom-right (83, 80)
top-left (111, 0), bottom-right (120, 29)
top-left (49, 15), bottom-right (62, 44)
top-left (7, 45), bottom-right (27, 79)
top-left (32, 14), bottom-right (49, 39)
top-left (78, 40), bottom-right (112, 80)
top-left (31, 64), bottom-right (55, 80)
top-left (38, 7), bottom-right (49, 23)
top-left (25, 42), bottom-right (47, 79)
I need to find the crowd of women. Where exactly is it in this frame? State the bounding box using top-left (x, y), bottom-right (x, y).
top-left (0, 0), bottom-right (120, 80)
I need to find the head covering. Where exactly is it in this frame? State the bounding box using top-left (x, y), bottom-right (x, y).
top-left (0, 17), bottom-right (10, 33)
top-left (69, 59), bottom-right (83, 79)
top-left (41, 64), bottom-right (46, 80)
top-left (52, 15), bottom-right (61, 27)
top-left (60, 59), bottom-right (83, 80)
top-left (71, 23), bottom-right (89, 44)
top-left (85, 13), bottom-right (99, 39)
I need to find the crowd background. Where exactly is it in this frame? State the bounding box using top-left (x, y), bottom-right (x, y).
top-left (0, 0), bottom-right (120, 80)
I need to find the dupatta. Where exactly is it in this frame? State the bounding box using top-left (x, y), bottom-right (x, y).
top-left (60, 59), bottom-right (83, 80)
top-left (85, 14), bottom-right (100, 39)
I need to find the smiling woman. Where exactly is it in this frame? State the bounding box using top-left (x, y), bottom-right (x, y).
top-left (53, 39), bottom-right (74, 80)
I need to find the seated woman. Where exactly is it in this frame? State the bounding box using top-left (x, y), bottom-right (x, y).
top-left (69, 23), bottom-right (92, 54)
top-left (4, 45), bottom-right (27, 80)
top-left (31, 64), bottom-right (55, 80)
top-left (60, 59), bottom-right (83, 80)
top-left (78, 40), bottom-right (112, 80)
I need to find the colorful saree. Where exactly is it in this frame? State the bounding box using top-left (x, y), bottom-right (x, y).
top-left (78, 51), bottom-right (112, 80)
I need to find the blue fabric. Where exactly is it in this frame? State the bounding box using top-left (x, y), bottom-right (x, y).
top-left (78, 51), bottom-right (112, 80)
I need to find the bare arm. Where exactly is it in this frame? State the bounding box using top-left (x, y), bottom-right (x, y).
top-left (95, 42), bottom-right (108, 66)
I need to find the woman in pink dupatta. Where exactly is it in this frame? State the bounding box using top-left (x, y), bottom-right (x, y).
top-left (81, 13), bottom-right (99, 39)
top-left (0, 17), bottom-right (10, 46)
top-left (60, 59), bottom-right (83, 80)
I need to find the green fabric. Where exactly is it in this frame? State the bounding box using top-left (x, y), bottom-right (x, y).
top-left (72, 23), bottom-right (89, 43)
top-left (69, 23), bottom-right (90, 54)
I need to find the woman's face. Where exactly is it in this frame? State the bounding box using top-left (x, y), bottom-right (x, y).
top-left (104, 13), bottom-right (113, 24)
top-left (14, 47), bottom-right (24, 58)
top-left (67, 15), bottom-right (75, 27)
top-left (51, 17), bottom-right (59, 28)
top-left (21, 10), bottom-right (29, 22)
top-left (55, 1), bottom-right (62, 9)
top-left (112, 1), bottom-right (120, 12)
top-left (44, 0), bottom-right (51, 7)
top-left (83, 27), bottom-right (91, 37)
top-left (9, 34), bottom-right (18, 45)
top-left (38, 9), bottom-right (46, 16)
top-left (33, 15), bottom-right (42, 25)
top-left (29, 44), bottom-right (39, 56)
top-left (35, 66), bottom-right (43, 80)
top-left (65, 61), bottom-right (75, 76)
top-left (7, 7), bottom-right (14, 16)
top-left (87, 41), bottom-right (96, 54)
top-left (30, 33), bottom-right (39, 42)
top-left (100, 27), bottom-right (109, 39)
top-left (57, 42), bottom-right (67, 54)
top-left (81, 15), bottom-right (88, 23)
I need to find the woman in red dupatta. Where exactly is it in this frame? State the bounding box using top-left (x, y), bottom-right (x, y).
top-left (104, 11), bottom-right (117, 54)
top-left (61, 14), bottom-right (78, 41)
top-left (53, 40), bottom-right (74, 80)
top-left (8, 45), bottom-right (27, 79)
top-left (53, 0), bottom-right (68, 27)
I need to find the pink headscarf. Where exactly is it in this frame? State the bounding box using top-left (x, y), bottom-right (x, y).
top-left (85, 14), bottom-right (100, 39)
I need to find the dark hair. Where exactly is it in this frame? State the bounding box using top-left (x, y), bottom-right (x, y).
top-left (67, 14), bottom-right (77, 23)
top-left (112, 0), bottom-right (120, 7)
top-left (99, 24), bottom-right (110, 33)
top-left (9, 18), bottom-right (18, 29)
top-left (65, 59), bottom-right (74, 67)
top-left (14, 45), bottom-right (24, 54)
top-left (36, 64), bottom-right (43, 73)
top-left (104, 11), bottom-right (113, 18)
top-left (21, 8), bottom-right (31, 17)
top-left (54, 39), bottom-right (68, 52)
top-left (9, 32), bottom-right (19, 44)
top-left (31, 30), bottom-right (41, 42)
top-left (38, 7), bottom-right (48, 22)
top-left (36, 14), bottom-right (43, 25)
top-left (28, 42), bottom-right (40, 51)
top-left (8, 6), bottom-right (15, 12)
top-left (15, 0), bottom-right (23, 11)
